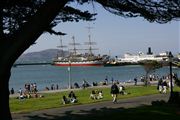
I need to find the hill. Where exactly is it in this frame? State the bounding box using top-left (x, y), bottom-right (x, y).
top-left (16, 49), bottom-right (68, 63)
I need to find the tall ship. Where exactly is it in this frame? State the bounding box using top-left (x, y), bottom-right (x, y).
top-left (53, 28), bottom-right (104, 67)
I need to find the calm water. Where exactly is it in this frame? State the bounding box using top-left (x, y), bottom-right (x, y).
top-left (10, 65), bottom-right (180, 91)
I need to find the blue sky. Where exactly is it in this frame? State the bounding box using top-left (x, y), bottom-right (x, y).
top-left (25, 2), bottom-right (180, 57)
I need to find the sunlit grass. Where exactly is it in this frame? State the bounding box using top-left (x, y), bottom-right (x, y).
top-left (10, 85), bottom-right (180, 113)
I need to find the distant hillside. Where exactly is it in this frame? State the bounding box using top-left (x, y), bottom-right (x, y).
top-left (16, 49), bottom-right (68, 63)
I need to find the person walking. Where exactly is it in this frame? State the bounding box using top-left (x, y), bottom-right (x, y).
top-left (111, 83), bottom-right (119, 103)
top-left (162, 80), bottom-right (167, 94)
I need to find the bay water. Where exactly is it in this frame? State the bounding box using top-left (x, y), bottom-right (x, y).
top-left (10, 65), bottom-right (180, 92)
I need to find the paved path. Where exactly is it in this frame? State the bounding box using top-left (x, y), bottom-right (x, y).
top-left (12, 93), bottom-right (169, 120)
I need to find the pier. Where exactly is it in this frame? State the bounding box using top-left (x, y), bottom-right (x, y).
top-left (13, 62), bottom-right (52, 67)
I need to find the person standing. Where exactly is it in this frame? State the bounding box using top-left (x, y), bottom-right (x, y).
top-left (162, 80), bottom-right (167, 94)
top-left (111, 77), bottom-right (114, 84)
top-left (10, 88), bottom-right (14, 95)
top-left (105, 76), bottom-right (108, 85)
top-left (56, 84), bottom-right (59, 90)
top-left (134, 77), bottom-right (137, 85)
top-left (110, 83), bottom-right (119, 103)
top-left (157, 78), bottom-right (163, 93)
top-left (168, 80), bottom-right (174, 91)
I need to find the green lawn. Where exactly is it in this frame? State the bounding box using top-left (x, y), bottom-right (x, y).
top-left (10, 85), bottom-right (180, 113)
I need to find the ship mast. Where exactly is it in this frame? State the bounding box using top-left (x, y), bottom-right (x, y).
top-left (57, 35), bottom-right (67, 57)
top-left (69, 36), bottom-right (81, 56)
top-left (85, 25), bottom-right (98, 56)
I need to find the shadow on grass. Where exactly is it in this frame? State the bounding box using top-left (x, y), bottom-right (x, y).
top-left (22, 101), bottom-right (180, 120)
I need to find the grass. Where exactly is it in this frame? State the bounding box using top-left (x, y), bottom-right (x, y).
top-left (10, 85), bottom-right (180, 113)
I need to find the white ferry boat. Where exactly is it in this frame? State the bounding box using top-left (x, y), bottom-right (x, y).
top-left (117, 48), bottom-right (169, 63)
top-left (177, 54), bottom-right (180, 61)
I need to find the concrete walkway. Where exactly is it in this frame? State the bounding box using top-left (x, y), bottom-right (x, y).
top-left (12, 93), bottom-right (169, 120)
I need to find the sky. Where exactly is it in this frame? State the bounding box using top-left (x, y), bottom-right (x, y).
top-left (25, 2), bottom-right (180, 57)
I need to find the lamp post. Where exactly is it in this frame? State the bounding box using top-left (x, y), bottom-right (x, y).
top-left (68, 60), bottom-right (72, 89)
top-left (168, 51), bottom-right (173, 96)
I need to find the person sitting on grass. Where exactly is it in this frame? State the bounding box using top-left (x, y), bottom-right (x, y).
top-left (119, 85), bottom-right (126, 95)
top-left (62, 95), bottom-right (70, 104)
top-left (68, 91), bottom-right (78, 103)
top-left (82, 79), bottom-right (90, 89)
top-left (97, 90), bottom-right (103, 99)
top-left (90, 90), bottom-right (97, 100)
top-left (74, 82), bottom-right (80, 88)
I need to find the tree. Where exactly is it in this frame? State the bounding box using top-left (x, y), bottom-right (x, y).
top-left (1, 0), bottom-right (95, 119)
top-left (142, 60), bottom-right (162, 86)
top-left (0, 0), bottom-right (180, 119)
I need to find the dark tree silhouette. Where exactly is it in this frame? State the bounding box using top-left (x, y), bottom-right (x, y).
top-left (0, 0), bottom-right (180, 119)
top-left (96, 0), bottom-right (180, 23)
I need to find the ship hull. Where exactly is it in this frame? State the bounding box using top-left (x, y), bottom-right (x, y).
top-left (53, 61), bottom-right (103, 67)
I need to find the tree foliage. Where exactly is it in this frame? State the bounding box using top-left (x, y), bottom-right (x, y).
top-left (1, 0), bottom-right (180, 38)
top-left (141, 60), bottom-right (162, 86)
top-left (143, 60), bottom-right (162, 76)
top-left (1, 0), bottom-right (96, 37)
top-left (95, 0), bottom-right (180, 23)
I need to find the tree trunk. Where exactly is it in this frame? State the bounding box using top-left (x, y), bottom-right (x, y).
top-left (0, 0), bottom-right (68, 119)
top-left (0, 5), bottom-right (12, 120)
top-left (0, 63), bottom-right (12, 120)
top-left (145, 72), bottom-right (148, 86)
